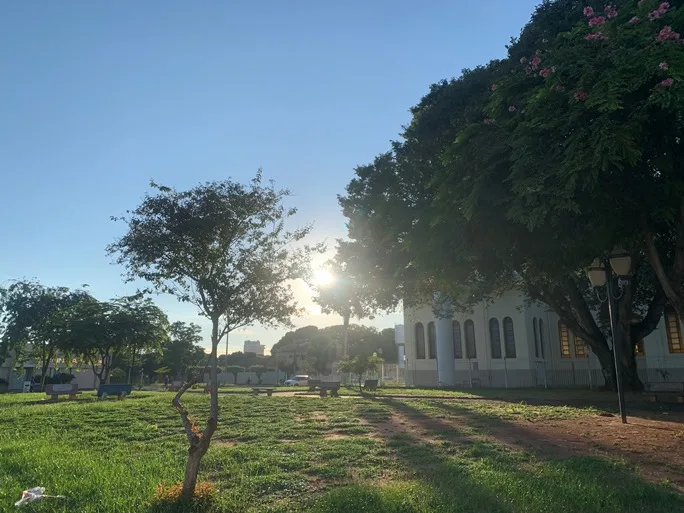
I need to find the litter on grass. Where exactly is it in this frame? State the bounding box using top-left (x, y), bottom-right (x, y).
top-left (14, 487), bottom-right (65, 507)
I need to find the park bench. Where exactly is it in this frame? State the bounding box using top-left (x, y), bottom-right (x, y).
top-left (45, 383), bottom-right (81, 401)
top-left (644, 382), bottom-right (684, 403)
top-left (363, 379), bottom-right (378, 392)
top-left (319, 381), bottom-right (340, 398)
top-left (251, 387), bottom-right (275, 397)
top-left (308, 379), bottom-right (321, 392)
top-left (97, 383), bottom-right (132, 400)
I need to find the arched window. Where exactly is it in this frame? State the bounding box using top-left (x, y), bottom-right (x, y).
top-left (415, 323), bottom-right (426, 359)
top-left (665, 307), bottom-right (683, 353)
top-left (427, 321), bottom-right (437, 359)
top-left (503, 317), bottom-right (516, 358)
top-left (574, 334), bottom-right (588, 358)
top-left (559, 322), bottom-right (571, 358)
top-left (464, 320), bottom-right (477, 359)
top-left (538, 319), bottom-right (545, 359)
top-left (489, 318), bottom-right (502, 359)
top-left (452, 320), bottom-right (463, 359)
top-left (533, 318), bottom-right (540, 358)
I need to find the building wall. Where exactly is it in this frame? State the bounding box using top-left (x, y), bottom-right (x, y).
top-left (404, 290), bottom-right (684, 388)
top-left (243, 341), bottom-right (265, 356)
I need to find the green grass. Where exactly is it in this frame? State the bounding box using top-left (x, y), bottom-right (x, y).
top-left (0, 391), bottom-right (680, 512)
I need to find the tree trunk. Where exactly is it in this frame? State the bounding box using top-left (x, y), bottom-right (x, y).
top-left (180, 316), bottom-right (220, 499)
top-left (342, 311), bottom-right (350, 357)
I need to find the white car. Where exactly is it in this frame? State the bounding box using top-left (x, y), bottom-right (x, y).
top-left (284, 375), bottom-right (309, 386)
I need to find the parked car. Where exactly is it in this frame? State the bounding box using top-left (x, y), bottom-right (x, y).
top-left (284, 375), bottom-right (309, 386)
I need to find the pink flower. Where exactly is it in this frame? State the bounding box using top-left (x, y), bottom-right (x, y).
top-left (658, 2), bottom-right (670, 13)
top-left (520, 56), bottom-right (528, 64)
top-left (628, 16), bottom-right (640, 24)
top-left (530, 55), bottom-right (542, 70)
top-left (585, 32), bottom-right (608, 40)
top-left (539, 67), bottom-right (551, 77)
top-left (589, 16), bottom-right (606, 27)
top-left (658, 25), bottom-right (681, 41)
top-left (573, 91), bottom-right (589, 101)
top-left (606, 9), bottom-right (618, 18)
top-left (660, 61), bottom-right (669, 70)
top-left (491, 84), bottom-right (497, 91)
top-left (508, 105), bottom-right (517, 112)
top-left (649, 10), bottom-right (661, 20)
top-left (484, 118), bottom-right (495, 125)
top-left (661, 77), bottom-right (674, 87)
top-left (584, 7), bottom-right (595, 17)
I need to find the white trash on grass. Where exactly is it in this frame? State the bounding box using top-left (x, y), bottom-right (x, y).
top-left (14, 487), bottom-right (65, 507)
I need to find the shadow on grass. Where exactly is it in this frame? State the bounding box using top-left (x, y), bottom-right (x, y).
top-left (311, 397), bottom-right (684, 513)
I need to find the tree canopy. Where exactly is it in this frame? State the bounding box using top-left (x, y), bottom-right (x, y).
top-left (108, 171), bottom-right (320, 497)
top-left (340, 0), bottom-right (684, 390)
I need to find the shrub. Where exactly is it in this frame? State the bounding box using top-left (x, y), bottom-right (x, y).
top-left (109, 368), bottom-right (127, 383)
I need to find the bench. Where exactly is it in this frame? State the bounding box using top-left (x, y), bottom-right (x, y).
top-left (97, 383), bottom-right (132, 400)
top-left (45, 383), bottom-right (80, 401)
top-left (644, 382), bottom-right (684, 403)
top-left (319, 382), bottom-right (340, 398)
top-left (308, 379), bottom-right (321, 392)
top-left (168, 381), bottom-right (183, 391)
top-left (251, 387), bottom-right (275, 397)
top-left (363, 379), bottom-right (379, 392)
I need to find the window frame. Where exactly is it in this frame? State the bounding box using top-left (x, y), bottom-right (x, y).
top-left (427, 321), bottom-right (437, 359)
top-left (452, 320), bottom-right (463, 359)
top-left (503, 317), bottom-right (517, 358)
top-left (665, 308), bottom-right (684, 354)
top-left (559, 322), bottom-right (571, 358)
top-left (464, 319), bottom-right (477, 359)
top-left (415, 322), bottom-right (426, 360)
top-left (489, 318), bottom-right (502, 359)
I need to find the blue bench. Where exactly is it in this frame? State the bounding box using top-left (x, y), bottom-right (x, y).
top-left (97, 383), bottom-right (132, 400)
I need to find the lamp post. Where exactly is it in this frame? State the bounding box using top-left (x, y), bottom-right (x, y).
top-left (586, 248), bottom-right (632, 424)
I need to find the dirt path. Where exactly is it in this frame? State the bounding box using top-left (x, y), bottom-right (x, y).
top-left (359, 402), bottom-right (684, 491)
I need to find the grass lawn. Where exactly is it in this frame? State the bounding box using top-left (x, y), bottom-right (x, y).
top-left (0, 390), bottom-right (682, 512)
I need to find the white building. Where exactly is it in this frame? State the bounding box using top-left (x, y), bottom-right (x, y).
top-left (404, 290), bottom-right (684, 388)
top-left (243, 340), bottom-right (265, 356)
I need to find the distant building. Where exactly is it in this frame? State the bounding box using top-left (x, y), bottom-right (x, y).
top-left (244, 340), bottom-right (265, 356)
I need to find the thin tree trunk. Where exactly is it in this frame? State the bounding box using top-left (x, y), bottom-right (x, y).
top-left (180, 316), bottom-right (220, 499)
top-left (342, 311), bottom-right (350, 357)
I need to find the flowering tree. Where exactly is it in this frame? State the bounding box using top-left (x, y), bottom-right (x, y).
top-left (485, 0), bottom-right (684, 323)
top-left (341, 0), bottom-right (681, 390)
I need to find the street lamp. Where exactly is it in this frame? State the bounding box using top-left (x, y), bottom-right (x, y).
top-left (585, 248), bottom-right (632, 424)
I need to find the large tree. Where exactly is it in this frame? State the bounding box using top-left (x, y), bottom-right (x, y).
top-left (56, 296), bottom-right (168, 385)
top-left (340, 0), bottom-right (681, 390)
top-left (107, 172), bottom-right (318, 498)
top-left (0, 280), bottom-right (92, 386)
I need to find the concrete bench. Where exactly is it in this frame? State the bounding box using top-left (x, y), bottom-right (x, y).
top-left (251, 387), bottom-right (275, 397)
top-left (645, 382), bottom-right (684, 403)
top-left (168, 381), bottom-right (183, 391)
top-left (319, 382), bottom-right (340, 398)
top-left (97, 383), bottom-right (132, 400)
top-left (363, 379), bottom-right (379, 392)
top-left (45, 383), bottom-right (81, 401)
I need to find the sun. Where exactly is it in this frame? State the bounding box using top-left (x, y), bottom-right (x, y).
top-left (313, 268), bottom-right (335, 286)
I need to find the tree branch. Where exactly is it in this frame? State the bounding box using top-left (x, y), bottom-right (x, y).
top-left (172, 380), bottom-right (200, 445)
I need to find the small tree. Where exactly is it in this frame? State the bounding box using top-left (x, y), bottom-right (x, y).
top-left (338, 353), bottom-right (384, 392)
top-left (303, 334), bottom-right (336, 376)
top-left (225, 365), bottom-right (245, 385)
top-left (107, 172), bottom-right (319, 498)
top-left (248, 365), bottom-right (266, 384)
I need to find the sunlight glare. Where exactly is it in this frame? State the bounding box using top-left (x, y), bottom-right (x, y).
top-left (313, 268), bottom-right (334, 286)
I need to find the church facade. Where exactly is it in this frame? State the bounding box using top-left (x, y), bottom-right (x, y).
top-left (402, 290), bottom-right (684, 388)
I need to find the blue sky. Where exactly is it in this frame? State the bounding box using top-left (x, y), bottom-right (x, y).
top-left (1, 0), bottom-right (540, 352)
